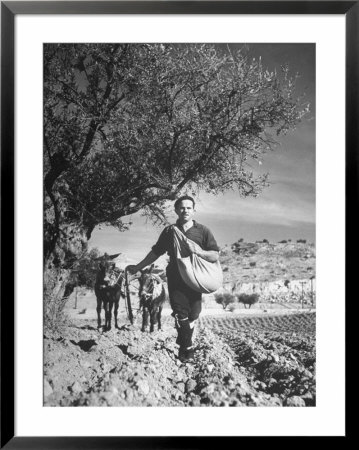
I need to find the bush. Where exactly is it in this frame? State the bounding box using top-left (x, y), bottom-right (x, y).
top-left (214, 292), bottom-right (236, 310)
top-left (228, 303), bottom-right (237, 313)
top-left (262, 239), bottom-right (269, 243)
top-left (44, 270), bottom-right (72, 331)
top-left (297, 239), bottom-right (307, 243)
top-left (249, 261), bottom-right (256, 267)
top-left (44, 247), bottom-right (102, 330)
top-left (279, 240), bottom-right (287, 243)
top-left (236, 293), bottom-right (259, 309)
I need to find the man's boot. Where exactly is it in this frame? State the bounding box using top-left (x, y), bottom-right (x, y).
top-left (175, 315), bottom-right (195, 363)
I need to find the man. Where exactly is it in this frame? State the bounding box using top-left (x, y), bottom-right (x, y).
top-left (126, 195), bottom-right (220, 363)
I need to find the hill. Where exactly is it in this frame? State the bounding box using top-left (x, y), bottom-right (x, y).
top-left (221, 239), bottom-right (315, 284)
top-left (217, 239), bottom-right (316, 305)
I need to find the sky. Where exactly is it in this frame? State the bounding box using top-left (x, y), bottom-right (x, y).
top-left (89, 43), bottom-right (315, 265)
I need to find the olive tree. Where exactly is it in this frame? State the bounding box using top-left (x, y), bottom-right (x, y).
top-left (44, 43), bottom-right (308, 311)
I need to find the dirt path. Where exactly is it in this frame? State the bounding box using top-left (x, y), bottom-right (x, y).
top-left (44, 311), bottom-right (315, 407)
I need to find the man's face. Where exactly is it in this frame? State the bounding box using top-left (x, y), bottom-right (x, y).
top-left (175, 199), bottom-right (195, 223)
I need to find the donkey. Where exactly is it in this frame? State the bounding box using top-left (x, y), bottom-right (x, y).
top-left (138, 266), bottom-right (167, 332)
top-left (94, 260), bottom-right (125, 331)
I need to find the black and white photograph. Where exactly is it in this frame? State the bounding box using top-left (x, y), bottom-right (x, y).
top-left (43, 42), bottom-right (316, 408)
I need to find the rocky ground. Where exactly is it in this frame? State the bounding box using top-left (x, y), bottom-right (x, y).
top-left (221, 240), bottom-right (316, 284)
top-left (44, 310), bottom-right (315, 407)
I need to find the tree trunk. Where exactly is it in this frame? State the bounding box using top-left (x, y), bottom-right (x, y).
top-left (44, 222), bottom-right (88, 328)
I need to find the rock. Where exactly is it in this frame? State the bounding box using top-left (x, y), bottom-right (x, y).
top-left (185, 379), bottom-right (197, 393)
top-left (177, 382), bottom-right (185, 393)
top-left (285, 396), bottom-right (306, 407)
top-left (44, 379), bottom-right (53, 397)
top-left (125, 389), bottom-right (134, 403)
top-left (271, 354), bottom-right (279, 363)
top-left (82, 360), bottom-right (92, 369)
top-left (207, 364), bottom-right (215, 373)
top-left (189, 396), bottom-right (201, 406)
top-left (202, 383), bottom-right (216, 395)
top-left (154, 390), bottom-right (161, 399)
top-left (110, 386), bottom-right (119, 395)
top-left (69, 381), bottom-right (83, 394)
top-left (270, 396), bottom-right (283, 406)
top-left (136, 380), bottom-right (150, 395)
top-left (219, 390), bottom-right (229, 399)
top-left (268, 377), bottom-right (277, 387)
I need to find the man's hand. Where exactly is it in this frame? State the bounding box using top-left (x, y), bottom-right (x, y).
top-left (186, 241), bottom-right (219, 263)
top-left (126, 265), bottom-right (139, 275)
top-left (186, 241), bottom-right (200, 255)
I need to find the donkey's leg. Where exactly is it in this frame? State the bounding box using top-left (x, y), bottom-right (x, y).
top-left (142, 308), bottom-right (149, 332)
top-left (106, 301), bottom-right (114, 331)
top-left (114, 299), bottom-right (119, 329)
top-left (149, 309), bottom-right (156, 333)
top-left (157, 306), bottom-right (163, 331)
top-left (96, 298), bottom-right (102, 329)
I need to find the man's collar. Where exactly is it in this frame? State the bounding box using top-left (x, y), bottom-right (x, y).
top-left (176, 219), bottom-right (198, 228)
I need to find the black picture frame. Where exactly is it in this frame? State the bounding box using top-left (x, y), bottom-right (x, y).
top-left (1, 1), bottom-right (354, 447)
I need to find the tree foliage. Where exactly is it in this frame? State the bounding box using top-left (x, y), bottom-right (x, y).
top-left (70, 247), bottom-right (102, 290)
top-left (214, 292), bottom-right (236, 310)
top-left (44, 43), bottom-right (309, 266)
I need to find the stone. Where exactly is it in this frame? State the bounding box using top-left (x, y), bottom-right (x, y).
top-left (177, 382), bottom-right (185, 393)
top-left (185, 379), bottom-right (197, 393)
top-left (137, 380), bottom-right (150, 395)
top-left (154, 390), bottom-right (161, 399)
top-left (44, 379), bottom-right (53, 397)
top-left (270, 397), bottom-right (283, 406)
top-left (285, 396), bottom-right (306, 407)
top-left (206, 383), bottom-right (217, 395)
top-left (125, 389), bottom-right (134, 403)
top-left (271, 354), bottom-right (280, 363)
top-left (70, 381), bottom-right (83, 394)
top-left (110, 386), bottom-right (119, 395)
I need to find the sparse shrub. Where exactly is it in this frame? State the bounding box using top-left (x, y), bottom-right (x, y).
top-left (249, 261), bottom-right (256, 267)
top-left (236, 293), bottom-right (260, 309)
top-left (297, 239), bottom-right (307, 243)
top-left (228, 302), bottom-right (237, 313)
top-left (44, 272), bottom-right (71, 331)
top-left (214, 292), bottom-right (236, 310)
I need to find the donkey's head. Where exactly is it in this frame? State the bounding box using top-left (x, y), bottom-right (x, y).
top-left (138, 265), bottom-right (163, 305)
top-left (97, 259), bottom-right (117, 286)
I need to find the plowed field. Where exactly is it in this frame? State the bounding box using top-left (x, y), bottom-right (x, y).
top-left (44, 311), bottom-right (315, 407)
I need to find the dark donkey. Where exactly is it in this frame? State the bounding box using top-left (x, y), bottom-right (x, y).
top-left (94, 260), bottom-right (125, 331)
top-left (138, 266), bottom-right (167, 332)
